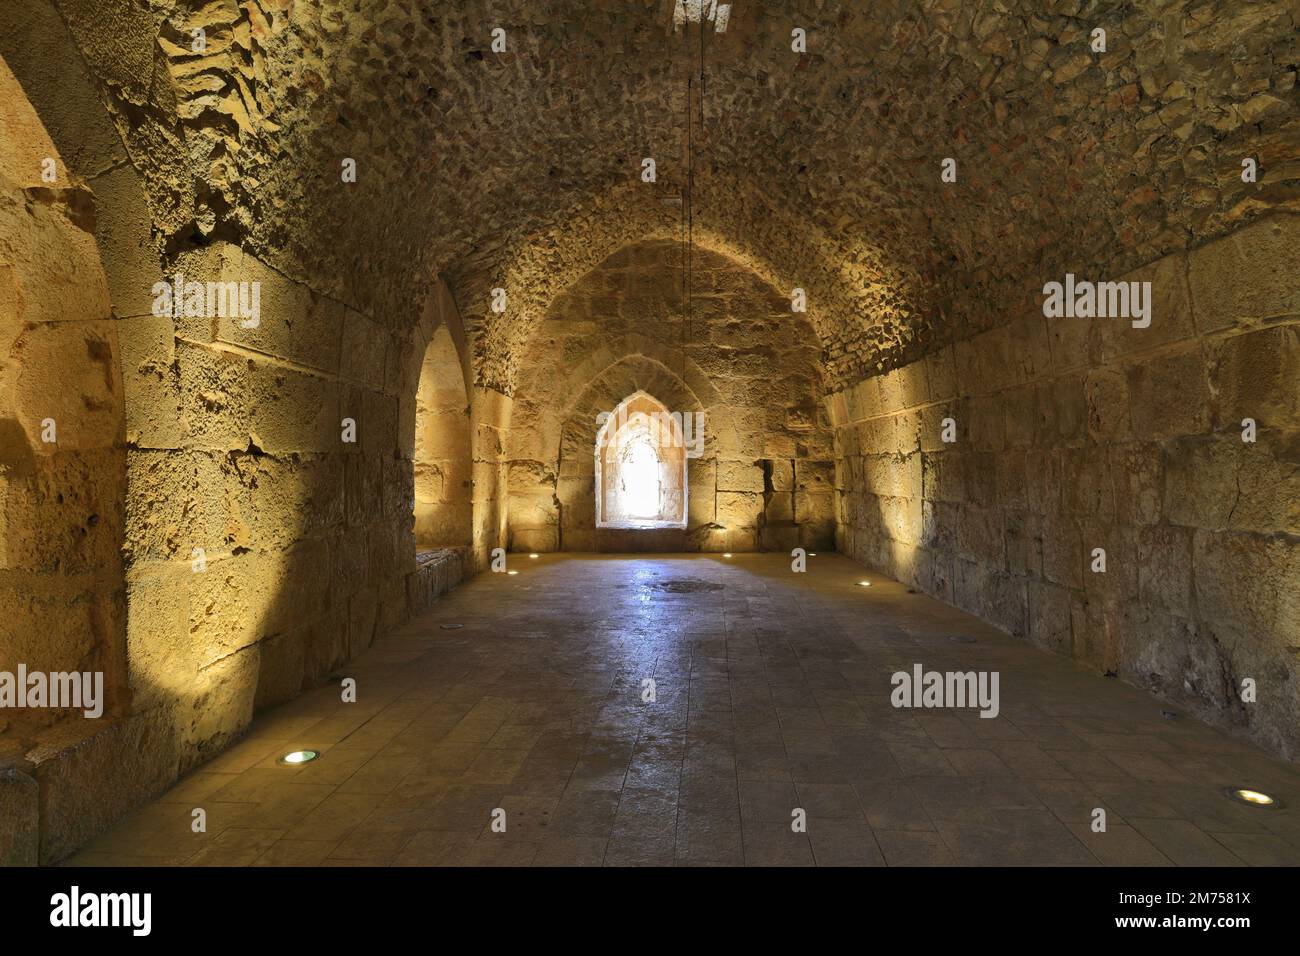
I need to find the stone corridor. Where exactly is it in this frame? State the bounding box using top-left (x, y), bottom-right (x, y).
top-left (66, 554), bottom-right (1300, 867)
top-left (2, 2), bottom-right (1299, 874)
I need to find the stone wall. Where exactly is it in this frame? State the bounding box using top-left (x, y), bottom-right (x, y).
top-left (6, 235), bottom-right (480, 863)
top-left (1, 0), bottom-right (1297, 864)
top-left (507, 240), bottom-right (835, 553)
top-left (0, 56), bottom-right (127, 865)
top-left (828, 214), bottom-right (1300, 759)
top-left (0, 48), bottom-right (482, 861)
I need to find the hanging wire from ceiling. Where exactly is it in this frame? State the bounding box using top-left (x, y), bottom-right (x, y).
top-left (682, 7), bottom-right (709, 386)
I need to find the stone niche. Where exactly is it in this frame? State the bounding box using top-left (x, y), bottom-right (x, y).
top-left (413, 322), bottom-right (472, 550)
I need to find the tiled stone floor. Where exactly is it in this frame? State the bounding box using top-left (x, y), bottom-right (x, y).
top-left (66, 553), bottom-right (1300, 867)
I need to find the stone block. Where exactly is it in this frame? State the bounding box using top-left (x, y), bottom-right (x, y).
top-left (953, 503), bottom-right (1003, 567)
top-left (1209, 325), bottom-right (1300, 431)
top-left (717, 459), bottom-right (764, 493)
top-left (213, 244), bottom-right (346, 375)
top-left (763, 492), bottom-right (794, 523)
top-left (794, 459), bottom-right (835, 492)
top-left (1193, 529), bottom-right (1299, 639)
top-left (1108, 442), bottom-right (1163, 527)
top-left (1163, 437), bottom-right (1237, 529)
top-left (1137, 524), bottom-right (1194, 617)
top-left (717, 491), bottom-right (761, 529)
top-left (31, 707), bottom-right (179, 863)
top-left (1041, 512), bottom-right (1084, 588)
top-left (176, 340), bottom-right (341, 453)
top-left (1095, 250), bottom-right (1195, 361)
top-left (1188, 215), bottom-right (1300, 333)
top-left (1126, 347), bottom-right (1211, 440)
top-left (1085, 367), bottom-right (1131, 442)
top-left (953, 560), bottom-right (1026, 637)
top-left (1027, 579), bottom-right (1072, 654)
top-left (1004, 510), bottom-right (1044, 578)
top-left (118, 312), bottom-right (183, 448)
top-left (926, 346), bottom-right (958, 400)
top-left (794, 490), bottom-right (836, 526)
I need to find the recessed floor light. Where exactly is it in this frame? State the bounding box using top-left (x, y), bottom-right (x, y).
top-left (279, 749), bottom-right (321, 766)
top-left (507, 570), bottom-right (519, 575)
top-left (529, 553), bottom-right (539, 559)
top-left (808, 552), bottom-right (817, 556)
top-left (1226, 787), bottom-right (1280, 808)
top-left (857, 580), bottom-right (871, 587)
top-left (723, 553), bottom-right (732, 558)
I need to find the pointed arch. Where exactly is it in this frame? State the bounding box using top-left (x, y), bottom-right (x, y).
top-left (595, 390), bottom-right (688, 529)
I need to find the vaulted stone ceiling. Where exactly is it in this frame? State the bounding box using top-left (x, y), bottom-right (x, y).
top-left (38, 0), bottom-right (1300, 389)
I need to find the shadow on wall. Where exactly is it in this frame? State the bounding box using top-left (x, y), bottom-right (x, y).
top-left (0, 34), bottom-right (491, 862)
top-left (827, 214), bottom-right (1300, 761)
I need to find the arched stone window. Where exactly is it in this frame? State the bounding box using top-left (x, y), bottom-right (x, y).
top-left (595, 391), bottom-right (686, 529)
top-left (413, 323), bottom-right (472, 550)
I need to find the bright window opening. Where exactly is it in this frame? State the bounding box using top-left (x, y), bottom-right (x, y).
top-left (596, 391), bottom-right (687, 529)
top-left (621, 436), bottom-right (662, 519)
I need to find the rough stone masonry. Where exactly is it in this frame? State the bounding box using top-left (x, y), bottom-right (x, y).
top-left (0, 0), bottom-right (1296, 865)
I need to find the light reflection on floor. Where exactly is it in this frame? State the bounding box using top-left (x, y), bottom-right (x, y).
top-left (67, 553), bottom-right (1300, 867)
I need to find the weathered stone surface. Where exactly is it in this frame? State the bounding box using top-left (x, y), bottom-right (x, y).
top-left (505, 242), bottom-right (831, 552)
top-left (828, 219), bottom-right (1300, 758)
top-left (0, 767), bottom-right (38, 866)
top-left (0, 0), bottom-right (1298, 869)
top-left (31, 709), bottom-right (179, 863)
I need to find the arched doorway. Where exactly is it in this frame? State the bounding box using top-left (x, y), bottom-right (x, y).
top-left (0, 54), bottom-right (127, 715)
top-left (595, 391), bottom-right (686, 529)
top-left (413, 322), bottom-right (472, 551)
top-left (0, 51), bottom-right (130, 863)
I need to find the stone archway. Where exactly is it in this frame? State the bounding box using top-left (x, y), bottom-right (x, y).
top-left (0, 53), bottom-right (128, 865)
top-left (595, 390), bottom-right (688, 529)
top-left (413, 322), bottom-right (472, 550)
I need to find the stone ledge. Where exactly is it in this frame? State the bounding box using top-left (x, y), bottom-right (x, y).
top-left (408, 547), bottom-right (466, 613)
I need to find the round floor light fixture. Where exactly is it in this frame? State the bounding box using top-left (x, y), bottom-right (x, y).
top-left (279, 749), bottom-right (321, 766)
top-left (723, 552), bottom-right (732, 558)
top-left (857, 580), bottom-right (871, 587)
top-left (507, 569), bottom-right (519, 575)
top-left (529, 553), bottom-right (539, 559)
top-left (1225, 787), bottom-right (1280, 808)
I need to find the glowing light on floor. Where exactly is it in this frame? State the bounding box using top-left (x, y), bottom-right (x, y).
top-left (1227, 787), bottom-right (1278, 807)
top-left (529, 553), bottom-right (539, 559)
top-left (507, 570), bottom-right (519, 575)
top-left (857, 580), bottom-right (871, 587)
top-left (723, 553), bottom-right (732, 558)
top-left (279, 749), bottom-right (321, 765)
